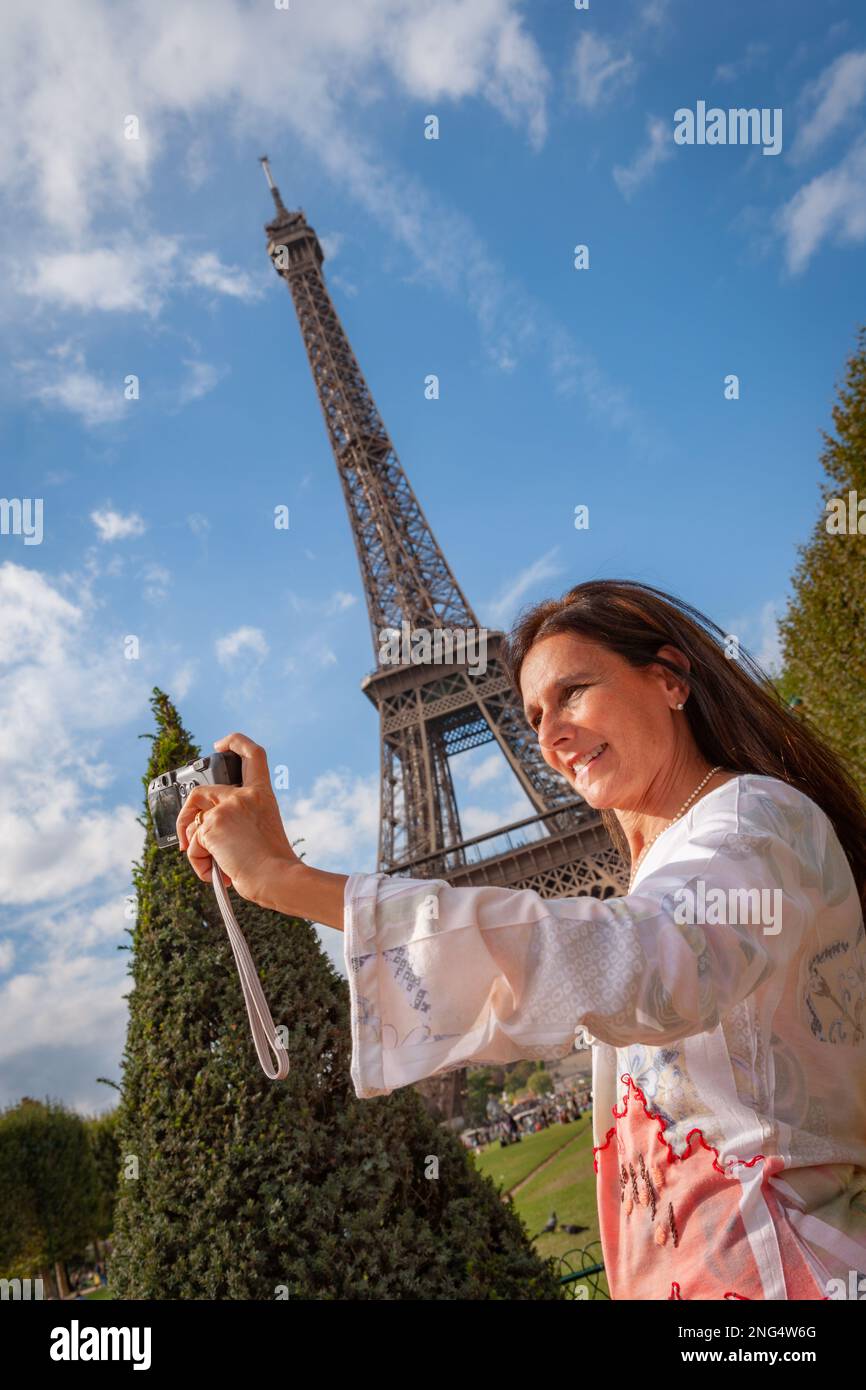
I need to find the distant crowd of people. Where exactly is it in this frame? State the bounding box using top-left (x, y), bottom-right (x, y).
top-left (461, 1086), bottom-right (592, 1150)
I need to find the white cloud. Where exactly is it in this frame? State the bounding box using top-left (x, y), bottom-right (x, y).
top-left (459, 792), bottom-right (535, 840)
top-left (285, 589), bottom-right (360, 619)
top-left (319, 231), bottom-right (345, 261)
top-left (187, 251), bottom-right (263, 301)
top-left (330, 272), bottom-right (359, 298)
top-left (19, 238), bottom-right (179, 315)
top-left (324, 590), bottom-right (358, 614)
top-left (168, 659), bottom-right (197, 699)
top-left (177, 359), bottom-right (226, 406)
top-left (281, 767), bottom-right (379, 875)
top-left (777, 135), bottom-right (866, 273)
top-left (0, 0), bottom-right (548, 242)
top-left (39, 894), bottom-right (135, 951)
top-left (725, 598), bottom-right (784, 678)
top-left (613, 115), bottom-right (674, 199)
top-left (571, 33), bottom-right (636, 110)
top-left (0, 562), bottom-right (145, 908)
top-left (17, 238), bottom-right (266, 317)
top-left (16, 345), bottom-right (129, 426)
top-left (0, 2), bottom-right (645, 445)
top-left (377, 0), bottom-right (548, 148)
top-left (714, 41), bottom-right (769, 84)
top-left (142, 561), bottom-right (170, 602)
top-left (183, 138), bottom-right (210, 190)
top-left (484, 546), bottom-right (564, 627)
top-left (16, 342), bottom-right (225, 428)
top-left (35, 369), bottom-right (125, 426)
top-left (277, 765), bottom-right (379, 962)
top-left (215, 625), bottom-right (269, 667)
top-left (0, 561), bottom-right (256, 1111)
top-left (454, 749), bottom-right (507, 790)
top-left (792, 49), bottom-right (866, 163)
top-left (0, 940), bottom-right (131, 1113)
top-left (0, 0), bottom-right (553, 398)
top-left (91, 507), bottom-right (147, 542)
top-left (640, 0), bottom-right (670, 27)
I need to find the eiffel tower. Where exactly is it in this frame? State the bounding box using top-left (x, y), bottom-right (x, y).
top-left (260, 159), bottom-right (627, 1122)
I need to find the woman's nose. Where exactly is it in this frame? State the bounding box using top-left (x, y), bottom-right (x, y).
top-left (537, 708), bottom-right (575, 750)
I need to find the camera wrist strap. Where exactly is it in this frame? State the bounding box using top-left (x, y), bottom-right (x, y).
top-left (211, 862), bottom-right (290, 1081)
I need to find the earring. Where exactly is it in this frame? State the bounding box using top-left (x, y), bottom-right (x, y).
top-left (676, 702), bottom-right (685, 710)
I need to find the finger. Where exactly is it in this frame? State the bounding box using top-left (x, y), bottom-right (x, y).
top-left (188, 851), bottom-right (218, 885)
top-left (186, 826), bottom-right (231, 887)
top-left (175, 784), bottom-right (236, 849)
top-left (213, 732), bottom-right (270, 789)
top-left (187, 835), bottom-right (213, 881)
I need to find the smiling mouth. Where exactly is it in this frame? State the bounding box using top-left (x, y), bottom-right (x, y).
top-left (567, 742), bottom-right (608, 777)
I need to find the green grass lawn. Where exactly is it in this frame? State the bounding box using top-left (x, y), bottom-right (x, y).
top-left (471, 1115), bottom-right (609, 1298)
top-left (470, 1118), bottom-right (585, 1189)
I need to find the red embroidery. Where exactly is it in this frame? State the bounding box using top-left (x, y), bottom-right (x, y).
top-left (593, 1073), bottom-right (767, 1178)
top-left (596, 1074), bottom-right (827, 1300)
top-left (667, 1201), bottom-right (679, 1248)
top-left (670, 1281), bottom-right (751, 1300)
top-left (638, 1152), bottom-right (658, 1218)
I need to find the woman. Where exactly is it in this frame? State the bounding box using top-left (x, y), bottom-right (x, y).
top-left (176, 579), bottom-right (866, 1302)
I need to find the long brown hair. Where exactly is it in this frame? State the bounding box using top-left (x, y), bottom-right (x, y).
top-left (502, 578), bottom-right (866, 910)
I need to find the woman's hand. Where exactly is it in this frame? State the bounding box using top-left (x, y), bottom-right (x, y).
top-left (175, 732), bottom-right (301, 909)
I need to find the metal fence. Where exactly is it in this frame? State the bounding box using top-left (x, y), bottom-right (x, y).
top-left (553, 1242), bottom-right (609, 1300)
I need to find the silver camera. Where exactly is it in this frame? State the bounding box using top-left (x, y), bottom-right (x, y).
top-left (147, 751), bottom-right (242, 849)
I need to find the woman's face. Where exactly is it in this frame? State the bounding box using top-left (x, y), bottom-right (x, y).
top-left (519, 631), bottom-right (691, 810)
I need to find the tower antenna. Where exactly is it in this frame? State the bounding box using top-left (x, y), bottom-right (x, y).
top-left (259, 154), bottom-right (275, 189)
top-left (259, 154), bottom-right (289, 217)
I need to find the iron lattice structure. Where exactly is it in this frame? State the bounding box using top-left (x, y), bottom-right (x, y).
top-left (261, 161), bottom-right (627, 1119)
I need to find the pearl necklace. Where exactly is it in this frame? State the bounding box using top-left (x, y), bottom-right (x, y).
top-left (627, 765), bottom-right (723, 893)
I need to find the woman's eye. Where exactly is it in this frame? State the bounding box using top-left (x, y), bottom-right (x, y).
top-left (530, 685), bottom-right (588, 731)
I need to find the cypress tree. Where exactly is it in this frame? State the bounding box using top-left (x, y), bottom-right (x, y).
top-left (108, 689), bottom-right (563, 1299)
top-left (779, 326), bottom-right (866, 793)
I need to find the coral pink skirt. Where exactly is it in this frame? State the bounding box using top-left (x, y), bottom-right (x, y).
top-left (593, 1075), bottom-right (827, 1300)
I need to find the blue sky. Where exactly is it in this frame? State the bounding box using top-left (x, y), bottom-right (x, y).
top-left (2, 0), bottom-right (865, 1113)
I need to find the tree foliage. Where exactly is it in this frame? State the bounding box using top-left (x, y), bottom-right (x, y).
top-left (0, 1097), bottom-right (99, 1284)
top-left (779, 326), bottom-right (866, 793)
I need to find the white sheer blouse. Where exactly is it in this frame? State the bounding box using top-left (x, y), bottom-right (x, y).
top-left (343, 774), bottom-right (866, 1296)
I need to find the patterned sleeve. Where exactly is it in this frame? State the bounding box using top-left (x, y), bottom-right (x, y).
top-left (342, 784), bottom-right (814, 1098)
